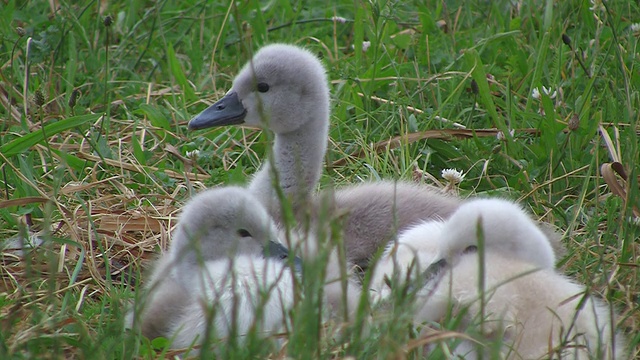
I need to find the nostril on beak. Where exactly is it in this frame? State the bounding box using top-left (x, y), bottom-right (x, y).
top-left (216, 104), bottom-right (225, 110)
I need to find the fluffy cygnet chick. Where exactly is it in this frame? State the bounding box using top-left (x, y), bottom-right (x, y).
top-left (370, 198), bottom-right (556, 299)
top-left (188, 43), bottom-right (462, 269)
top-left (371, 198), bottom-right (626, 359)
top-left (133, 187), bottom-right (296, 349)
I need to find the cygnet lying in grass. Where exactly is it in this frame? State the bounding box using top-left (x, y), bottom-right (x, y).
top-left (371, 198), bottom-right (626, 359)
top-left (370, 198), bottom-right (556, 300)
top-left (129, 185), bottom-right (362, 349)
top-left (130, 187), bottom-right (297, 349)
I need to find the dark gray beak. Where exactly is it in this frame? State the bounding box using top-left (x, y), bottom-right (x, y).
top-left (188, 91), bottom-right (247, 130)
top-left (264, 241), bottom-right (290, 260)
top-left (264, 241), bottom-right (303, 272)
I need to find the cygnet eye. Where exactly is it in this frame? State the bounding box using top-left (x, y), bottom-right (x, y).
top-left (237, 229), bottom-right (252, 238)
top-left (464, 245), bottom-right (478, 254)
top-left (257, 82), bottom-right (270, 93)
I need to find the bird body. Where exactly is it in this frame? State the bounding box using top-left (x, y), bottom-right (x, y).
top-left (326, 181), bottom-right (460, 268)
top-left (168, 255), bottom-right (294, 347)
top-left (425, 252), bottom-right (624, 360)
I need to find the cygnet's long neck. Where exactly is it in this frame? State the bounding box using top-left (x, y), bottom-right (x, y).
top-left (248, 112), bottom-right (329, 213)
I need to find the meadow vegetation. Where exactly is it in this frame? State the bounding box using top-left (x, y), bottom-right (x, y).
top-left (0, 0), bottom-right (638, 358)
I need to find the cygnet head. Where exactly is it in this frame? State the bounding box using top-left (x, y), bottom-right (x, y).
top-left (442, 198), bottom-right (556, 268)
top-left (188, 44), bottom-right (330, 135)
top-left (169, 186), bottom-right (287, 278)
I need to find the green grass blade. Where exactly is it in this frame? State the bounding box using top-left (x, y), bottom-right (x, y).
top-left (464, 49), bottom-right (509, 137)
top-left (1, 113), bottom-right (102, 157)
top-left (167, 42), bottom-right (195, 102)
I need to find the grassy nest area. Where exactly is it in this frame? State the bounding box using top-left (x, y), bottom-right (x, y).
top-left (0, 0), bottom-right (638, 358)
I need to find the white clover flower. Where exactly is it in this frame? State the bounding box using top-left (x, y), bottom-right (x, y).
top-left (331, 16), bottom-right (348, 24)
top-left (531, 88), bottom-right (541, 99)
top-left (186, 149), bottom-right (200, 158)
top-left (544, 86), bottom-right (557, 99)
top-left (532, 86), bottom-right (557, 100)
top-left (441, 168), bottom-right (464, 184)
top-left (351, 41), bottom-right (372, 52)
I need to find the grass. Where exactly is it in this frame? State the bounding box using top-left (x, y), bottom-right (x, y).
top-left (0, 0), bottom-right (639, 358)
